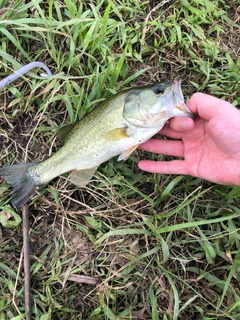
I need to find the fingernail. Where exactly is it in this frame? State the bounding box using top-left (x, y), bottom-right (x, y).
top-left (182, 119), bottom-right (191, 130)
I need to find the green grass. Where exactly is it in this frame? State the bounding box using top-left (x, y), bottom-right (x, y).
top-left (0, 0), bottom-right (240, 319)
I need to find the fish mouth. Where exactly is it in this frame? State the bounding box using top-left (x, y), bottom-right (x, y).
top-left (165, 81), bottom-right (195, 119)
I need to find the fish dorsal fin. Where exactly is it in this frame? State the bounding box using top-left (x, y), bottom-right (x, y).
top-left (118, 145), bottom-right (139, 161)
top-left (57, 123), bottom-right (75, 144)
top-left (106, 127), bottom-right (129, 141)
top-left (70, 166), bottom-right (98, 187)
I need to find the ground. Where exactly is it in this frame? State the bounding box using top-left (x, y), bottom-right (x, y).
top-left (0, 0), bottom-right (240, 319)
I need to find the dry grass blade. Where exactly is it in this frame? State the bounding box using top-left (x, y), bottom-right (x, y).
top-left (67, 274), bottom-right (97, 285)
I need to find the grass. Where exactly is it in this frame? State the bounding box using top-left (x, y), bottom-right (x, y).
top-left (0, 0), bottom-right (240, 319)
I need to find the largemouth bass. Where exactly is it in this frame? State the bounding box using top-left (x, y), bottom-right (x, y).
top-left (0, 81), bottom-right (193, 207)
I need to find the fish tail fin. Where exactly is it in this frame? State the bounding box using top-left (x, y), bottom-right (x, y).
top-left (0, 162), bottom-right (39, 207)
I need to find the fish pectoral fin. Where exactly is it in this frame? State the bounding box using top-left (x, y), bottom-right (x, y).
top-left (106, 127), bottom-right (129, 141)
top-left (118, 145), bottom-right (139, 161)
top-left (56, 123), bottom-right (76, 144)
top-left (70, 167), bottom-right (98, 187)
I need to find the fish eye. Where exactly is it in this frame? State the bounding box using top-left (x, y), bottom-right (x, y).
top-left (154, 84), bottom-right (164, 95)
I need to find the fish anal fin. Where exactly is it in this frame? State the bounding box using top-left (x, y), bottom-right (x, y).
top-left (70, 167), bottom-right (98, 187)
top-left (57, 123), bottom-right (75, 144)
top-left (118, 145), bottom-right (139, 161)
top-left (106, 128), bottom-right (129, 142)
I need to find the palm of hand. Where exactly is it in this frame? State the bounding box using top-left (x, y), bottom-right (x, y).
top-left (181, 113), bottom-right (240, 184)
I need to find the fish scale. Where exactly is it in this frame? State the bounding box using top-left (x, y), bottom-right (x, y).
top-left (0, 81), bottom-right (193, 207)
top-left (32, 96), bottom-right (127, 184)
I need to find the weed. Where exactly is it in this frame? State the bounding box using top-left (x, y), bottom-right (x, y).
top-left (0, 0), bottom-right (240, 319)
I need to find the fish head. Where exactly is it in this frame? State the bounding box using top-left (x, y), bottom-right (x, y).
top-left (123, 81), bottom-right (194, 128)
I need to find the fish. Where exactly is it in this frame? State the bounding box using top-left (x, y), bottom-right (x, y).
top-left (0, 81), bottom-right (193, 207)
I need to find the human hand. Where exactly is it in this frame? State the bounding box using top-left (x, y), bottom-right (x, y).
top-left (138, 93), bottom-right (240, 185)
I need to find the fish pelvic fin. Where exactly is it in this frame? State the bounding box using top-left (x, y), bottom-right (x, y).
top-left (70, 167), bottom-right (98, 187)
top-left (0, 162), bottom-right (39, 207)
top-left (118, 145), bottom-right (139, 161)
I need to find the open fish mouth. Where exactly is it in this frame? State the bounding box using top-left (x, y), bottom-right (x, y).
top-left (165, 81), bottom-right (195, 119)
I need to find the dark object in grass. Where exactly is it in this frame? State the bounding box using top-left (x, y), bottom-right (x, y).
top-left (22, 204), bottom-right (32, 320)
